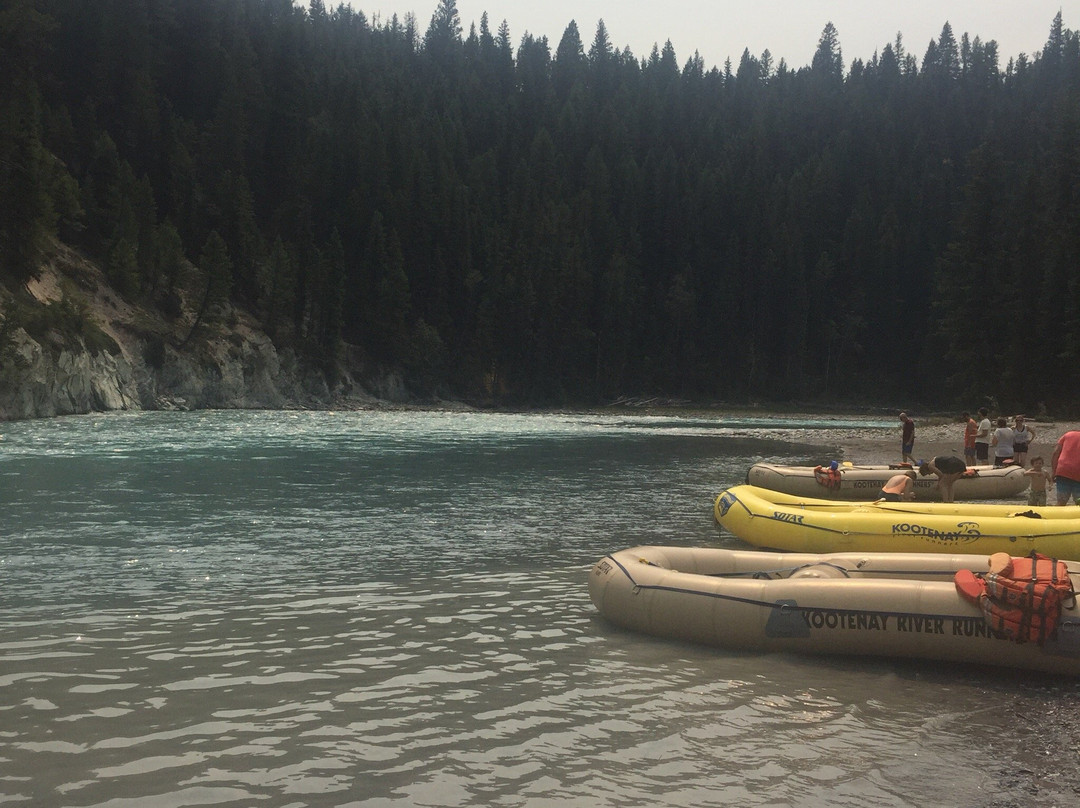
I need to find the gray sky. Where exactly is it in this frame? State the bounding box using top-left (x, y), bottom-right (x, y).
top-left (358, 1), bottom-right (1066, 70)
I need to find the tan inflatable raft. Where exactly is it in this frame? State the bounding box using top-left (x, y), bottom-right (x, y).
top-left (747, 461), bottom-right (1028, 501)
top-left (588, 545), bottom-right (1080, 675)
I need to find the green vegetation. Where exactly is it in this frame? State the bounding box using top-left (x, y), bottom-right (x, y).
top-left (0, 0), bottom-right (1077, 411)
top-left (1, 289), bottom-right (119, 360)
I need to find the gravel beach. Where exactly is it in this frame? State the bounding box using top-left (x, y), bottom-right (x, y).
top-left (837, 416), bottom-right (1080, 469)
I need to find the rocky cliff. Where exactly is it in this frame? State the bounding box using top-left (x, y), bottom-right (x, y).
top-left (0, 245), bottom-right (406, 421)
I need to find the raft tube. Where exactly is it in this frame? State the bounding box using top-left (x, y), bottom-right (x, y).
top-left (589, 545), bottom-right (1080, 675)
top-left (747, 461), bottom-right (1028, 501)
top-left (715, 484), bottom-right (1080, 556)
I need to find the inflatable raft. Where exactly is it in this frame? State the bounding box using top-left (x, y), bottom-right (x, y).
top-left (589, 545), bottom-right (1080, 675)
top-left (715, 484), bottom-right (1080, 556)
top-left (747, 461), bottom-right (1028, 501)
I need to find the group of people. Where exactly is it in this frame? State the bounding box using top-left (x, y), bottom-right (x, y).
top-left (880, 455), bottom-right (971, 504)
top-left (887, 410), bottom-right (1080, 506)
top-left (961, 408), bottom-right (1035, 468)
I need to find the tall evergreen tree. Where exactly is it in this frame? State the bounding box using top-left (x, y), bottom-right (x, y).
top-left (0, 0), bottom-right (56, 282)
top-left (2, 1), bottom-right (1079, 409)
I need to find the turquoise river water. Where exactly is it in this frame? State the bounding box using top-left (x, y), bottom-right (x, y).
top-left (1, 410), bottom-right (1078, 807)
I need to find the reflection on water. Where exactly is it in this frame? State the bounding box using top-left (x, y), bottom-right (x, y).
top-left (0, 410), bottom-right (1077, 806)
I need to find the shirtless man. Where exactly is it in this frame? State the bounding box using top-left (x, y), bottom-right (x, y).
top-left (879, 470), bottom-right (916, 502)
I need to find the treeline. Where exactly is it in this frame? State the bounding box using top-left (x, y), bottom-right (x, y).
top-left (1, 0), bottom-right (1078, 410)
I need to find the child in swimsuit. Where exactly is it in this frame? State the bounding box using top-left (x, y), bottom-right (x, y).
top-left (1024, 457), bottom-right (1052, 506)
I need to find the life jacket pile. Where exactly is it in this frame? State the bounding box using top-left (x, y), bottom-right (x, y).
top-left (955, 552), bottom-right (1077, 645)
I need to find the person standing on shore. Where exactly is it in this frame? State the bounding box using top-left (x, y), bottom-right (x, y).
top-left (1052, 431), bottom-right (1080, 505)
top-left (900, 412), bottom-right (915, 464)
top-left (1012, 415), bottom-right (1035, 467)
top-left (974, 407), bottom-right (992, 465)
top-left (991, 417), bottom-right (1015, 467)
top-left (962, 411), bottom-right (978, 466)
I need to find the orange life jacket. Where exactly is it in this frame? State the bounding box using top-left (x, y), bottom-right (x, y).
top-left (984, 553), bottom-right (1073, 613)
top-left (979, 597), bottom-right (1059, 645)
top-left (954, 552), bottom-right (1076, 645)
top-left (813, 465), bottom-right (842, 490)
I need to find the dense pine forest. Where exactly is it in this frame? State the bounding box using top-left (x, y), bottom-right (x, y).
top-left (1, 1), bottom-right (1079, 412)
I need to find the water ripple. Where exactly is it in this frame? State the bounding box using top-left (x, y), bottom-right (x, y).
top-left (2, 411), bottom-right (1077, 807)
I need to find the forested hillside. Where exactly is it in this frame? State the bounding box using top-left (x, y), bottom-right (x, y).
top-left (1, 0), bottom-right (1078, 411)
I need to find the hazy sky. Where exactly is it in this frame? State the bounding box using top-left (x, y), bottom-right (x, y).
top-left (358, 1), bottom-right (1067, 70)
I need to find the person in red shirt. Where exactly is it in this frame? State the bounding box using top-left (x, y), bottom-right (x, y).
top-left (1051, 431), bottom-right (1080, 505)
top-left (962, 411), bottom-right (978, 467)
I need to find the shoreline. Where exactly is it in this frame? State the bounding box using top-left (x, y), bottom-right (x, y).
top-left (5, 404), bottom-right (1078, 470)
top-left (836, 418), bottom-right (1080, 468)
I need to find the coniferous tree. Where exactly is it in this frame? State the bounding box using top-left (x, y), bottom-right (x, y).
top-left (553, 21), bottom-right (586, 98)
top-left (180, 230), bottom-right (232, 347)
top-left (1, 1), bottom-right (1078, 410)
top-left (0, 0), bottom-right (57, 283)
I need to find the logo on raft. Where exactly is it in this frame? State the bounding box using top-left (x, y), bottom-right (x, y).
top-left (717, 491), bottom-right (736, 517)
top-left (891, 521), bottom-right (981, 544)
top-left (764, 599), bottom-right (998, 640)
top-left (771, 511), bottom-right (805, 524)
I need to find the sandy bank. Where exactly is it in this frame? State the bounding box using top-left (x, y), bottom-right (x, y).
top-left (837, 417), bottom-right (1080, 467)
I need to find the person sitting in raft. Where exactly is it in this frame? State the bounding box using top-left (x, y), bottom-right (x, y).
top-left (880, 470), bottom-right (917, 501)
top-left (919, 455), bottom-right (968, 502)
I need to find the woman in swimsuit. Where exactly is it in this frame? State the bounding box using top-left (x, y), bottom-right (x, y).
top-left (1012, 415), bottom-right (1035, 467)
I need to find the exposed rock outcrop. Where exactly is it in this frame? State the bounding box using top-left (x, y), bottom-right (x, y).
top-left (0, 330), bottom-right (141, 419)
top-left (0, 245), bottom-right (395, 421)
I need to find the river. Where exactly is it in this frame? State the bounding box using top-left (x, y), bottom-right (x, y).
top-left (1, 409), bottom-right (1076, 807)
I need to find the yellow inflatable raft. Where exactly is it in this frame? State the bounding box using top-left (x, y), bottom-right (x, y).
top-left (589, 545), bottom-right (1080, 675)
top-left (714, 484), bottom-right (1080, 556)
top-left (747, 461), bottom-right (1028, 501)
